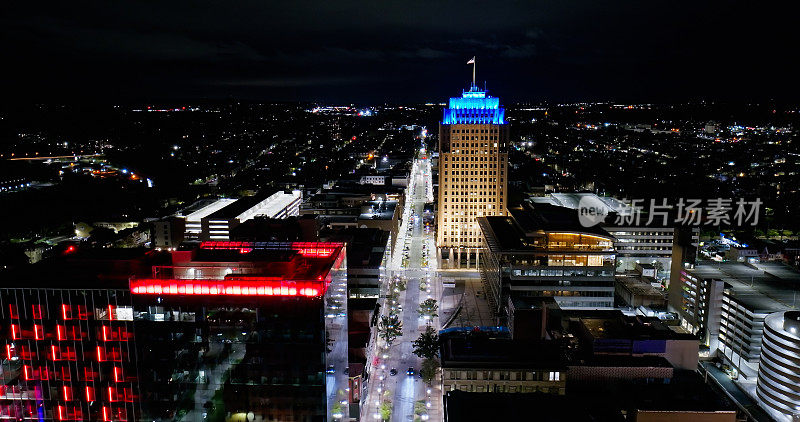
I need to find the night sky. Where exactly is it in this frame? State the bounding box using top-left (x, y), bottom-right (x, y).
top-left (3, 1), bottom-right (798, 104)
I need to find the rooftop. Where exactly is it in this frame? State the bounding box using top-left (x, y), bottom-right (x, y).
top-left (0, 247), bottom-right (165, 289)
top-left (357, 199), bottom-right (397, 221)
top-left (130, 241), bottom-right (344, 297)
top-left (578, 312), bottom-right (696, 341)
top-left (509, 295), bottom-right (559, 312)
top-left (182, 197), bottom-right (238, 221)
top-left (530, 193), bottom-right (630, 214)
top-left (207, 189), bottom-right (298, 220)
top-left (321, 227), bottom-right (388, 270)
top-left (440, 334), bottom-right (566, 370)
top-left (528, 194), bottom-right (693, 229)
top-left (478, 202), bottom-right (614, 253)
top-left (687, 261), bottom-right (800, 313)
top-left (616, 275), bottom-right (666, 299)
top-left (444, 370), bottom-right (735, 421)
top-left (571, 354), bottom-right (673, 368)
top-left (511, 202), bottom-right (612, 237)
top-left (442, 89), bottom-right (506, 125)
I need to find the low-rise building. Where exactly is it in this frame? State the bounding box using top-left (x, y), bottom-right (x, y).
top-left (439, 333), bottom-right (567, 395)
top-left (530, 193), bottom-right (700, 280)
top-left (506, 295), bottom-right (561, 341)
top-left (179, 197), bottom-right (238, 240)
top-left (478, 202), bottom-right (616, 321)
top-left (151, 216), bottom-right (185, 249)
top-left (572, 312), bottom-right (699, 370)
top-left (301, 188), bottom-right (404, 255)
top-left (358, 175), bottom-right (386, 186)
top-left (567, 355), bottom-right (674, 383)
top-left (616, 273), bottom-right (668, 308)
top-left (201, 190), bottom-right (302, 240)
top-left (443, 371), bottom-right (736, 422)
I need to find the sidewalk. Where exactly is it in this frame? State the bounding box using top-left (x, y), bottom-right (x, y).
top-left (362, 155), bottom-right (441, 422)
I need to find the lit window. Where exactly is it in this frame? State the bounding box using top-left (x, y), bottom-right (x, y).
top-left (33, 324), bottom-right (44, 340)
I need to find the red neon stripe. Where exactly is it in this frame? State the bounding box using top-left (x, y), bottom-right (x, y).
top-left (130, 279), bottom-right (322, 297)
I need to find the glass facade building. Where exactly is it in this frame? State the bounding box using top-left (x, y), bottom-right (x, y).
top-left (1, 241), bottom-right (348, 422)
top-left (478, 203), bottom-right (617, 321)
top-left (1, 289), bottom-right (138, 421)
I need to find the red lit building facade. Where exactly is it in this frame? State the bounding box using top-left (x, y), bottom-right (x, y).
top-left (1, 289), bottom-right (138, 421)
top-left (1, 241), bottom-right (348, 422)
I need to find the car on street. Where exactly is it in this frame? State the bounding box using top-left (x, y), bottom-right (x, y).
top-left (406, 367), bottom-right (415, 376)
top-left (390, 368), bottom-right (398, 376)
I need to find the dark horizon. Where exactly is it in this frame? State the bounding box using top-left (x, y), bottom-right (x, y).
top-left (4, 1), bottom-right (799, 105)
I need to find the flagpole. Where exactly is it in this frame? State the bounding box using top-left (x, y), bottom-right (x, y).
top-left (472, 57), bottom-right (476, 88)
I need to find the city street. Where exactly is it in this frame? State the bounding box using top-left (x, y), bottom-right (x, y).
top-left (363, 149), bottom-right (442, 422)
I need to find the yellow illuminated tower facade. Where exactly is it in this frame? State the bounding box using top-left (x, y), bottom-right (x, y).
top-left (437, 84), bottom-right (508, 266)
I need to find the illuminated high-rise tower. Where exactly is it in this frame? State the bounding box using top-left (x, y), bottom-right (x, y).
top-left (437, 61), bottom-right (508, 267)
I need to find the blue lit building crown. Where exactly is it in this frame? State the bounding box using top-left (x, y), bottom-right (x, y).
top-left (442, 88), bottom-right (506, 125)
